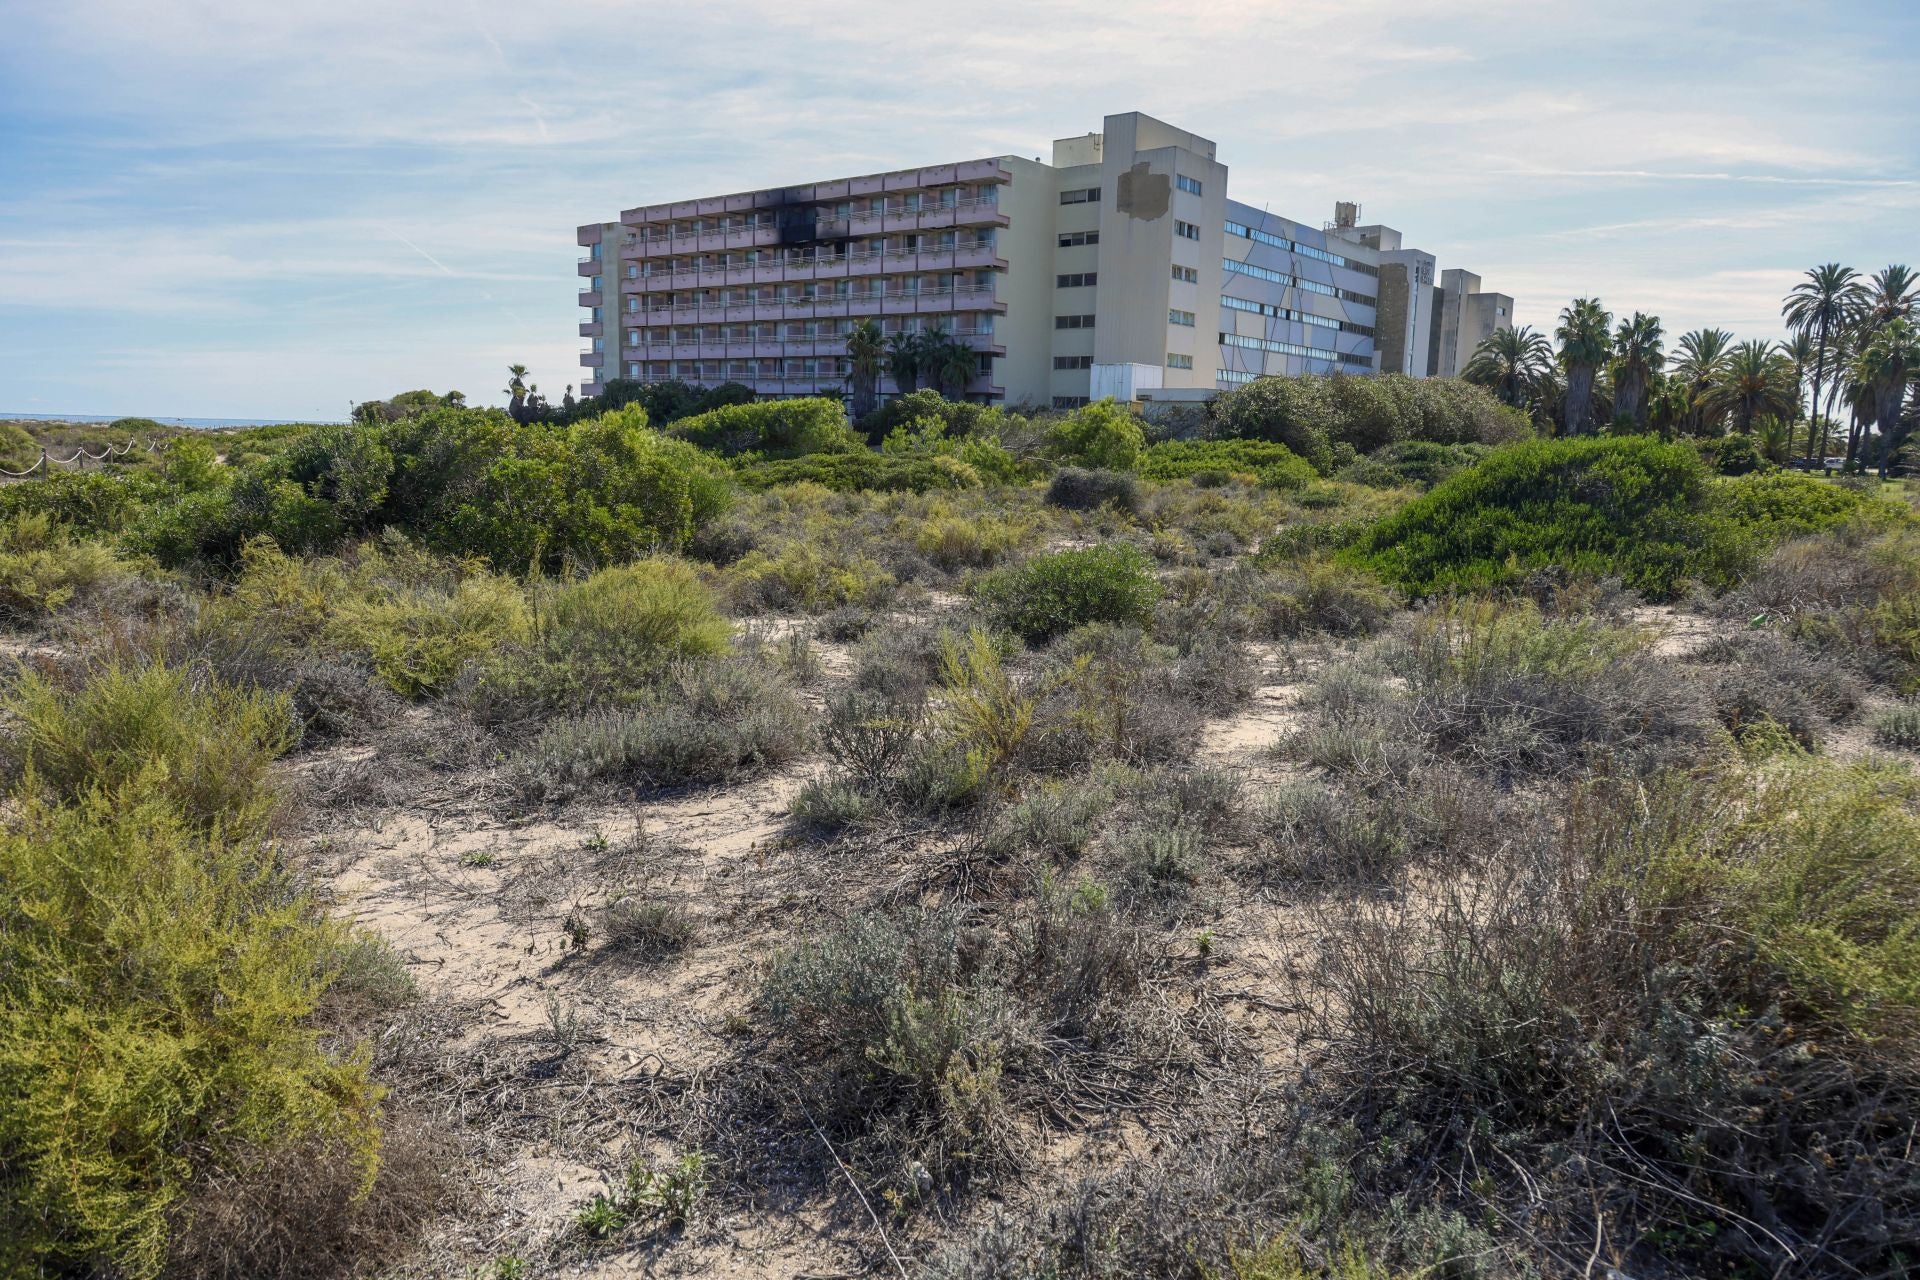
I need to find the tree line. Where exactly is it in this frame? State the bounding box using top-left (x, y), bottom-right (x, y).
top-left (1462, 264), bottom-right (1919, 476)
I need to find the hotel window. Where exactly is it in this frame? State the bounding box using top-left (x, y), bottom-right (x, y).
top-left (1056, 272), bottom-right (1097, 288)
top-left (1054, 314), bottom-right (1096, 329)
top-left (627, 362), bottom-right (640, 378)
top-left (590, 275), bottom-right (602, 291)
top-left (1057, 230), bottom-right (1100, 247)
top-left (1174, 221), bottom-right (1200, 241)
top-left (1176, 175), bottom-right (1203, 196)
top-left (592, 337), bottom-right (604, 351)
top-left (1053, 355), bottom-right (1093, 370)
top-left (1167, 353), bottom-right (1194, 369)
top-left (626, 264), bottom-right (638, 279)
top-left (1171, 265), bottom-right (1198, 284)
top-left (1170, 309), bottom-right (1196, 326)
top-left (1059, 187), bottom-right (1101, 204)
top-left (626, 329), bottom-right (640, 347)
top-left (587, 242), bottom-right (601, 259)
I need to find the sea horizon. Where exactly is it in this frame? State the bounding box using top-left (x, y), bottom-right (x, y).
top-left (2, 412), bottom-right (344, 429)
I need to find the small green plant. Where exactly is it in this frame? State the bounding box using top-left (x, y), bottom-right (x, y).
top-left (561, 910), bottom-right (591, 950)
top-left (974, 544), bottom-right (1161, 645)
top-left (491, 1256), bottom-right (528, 1280)
top-left (573, 1193), bottom-right (623, 1240)
top-left (544, 995), bottom-right (584, 1051)
top-left (622, 1151), bottom-right (708, 1228)
top-left (459, 848), bottom-right (496, 869)
top-left (1873, 704), bottom-right (1920, 750)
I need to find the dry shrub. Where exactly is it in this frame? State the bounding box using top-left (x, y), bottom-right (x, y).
top-left (163, 1114), bottom-right (457, 1280)
top-left (1296, 740), bottom-right (1920, 1277)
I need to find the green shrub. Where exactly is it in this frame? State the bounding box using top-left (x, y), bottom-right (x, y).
top-left (1348, 436), bottom-right (1739, 600)
top-left (1046, 466), bottom-right (1141, 512)
top-left (855, 388), bottom-right (1004, 444)
top-left (732, 450), bottom-right (982, 493)
top-left (1711, 432), bottom-right (1763, 475)
top-left (0, 512), bottom-right (132, 623)
top-left (1208, 374), bottom-right (1528, 473)
top-left (1048, 399), bottom-right (1146, 471)
top-left (0, 661), bottom-right (380, 1278)
top-left (723, 539), bottom-right (896, 613)
top-left (1138, 439), bottom-right (1317, 491)
top-left (511, 658), bottom-right (809, 801)
top-left (1340, 440), bottom-right (1488, 489)
top-left (1873, 704), bottom-right (1920, 749)
top-left (3, 663), bottom-right (294, 833)
top-left (0, 791), bottom-right (382, 1280)
top-left (672, 397), bottom-right (860, 458)
top-left (975, 545), bottom-right (1161, 645)
top-left (475, 559), bottom-right (728, 716)
top-left (203, 539), bottom-right (531, 699)
top-left (1712, 469), bottom-right (1882, 542)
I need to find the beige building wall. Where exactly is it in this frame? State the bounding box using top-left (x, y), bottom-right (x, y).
top-left (994, 156), bottom-right (1065, 409)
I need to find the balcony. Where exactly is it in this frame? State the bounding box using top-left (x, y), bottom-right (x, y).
top-left (577, 258), bottom-right (600, 276)
top-left (578, 290), bottom-right (602, 308)
top-left (580, 351), bottom-right (603, 367)
top-left (579, 321), bottom-right (603, 338)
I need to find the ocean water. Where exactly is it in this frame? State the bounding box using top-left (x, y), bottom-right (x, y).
top-left (1, 412), bottom-right (341, 429)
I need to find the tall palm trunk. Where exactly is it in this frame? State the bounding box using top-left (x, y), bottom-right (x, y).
top-left (1564, 366), bottom-right (1596, 435)
top-left (1806, 317), bottom-right (1829, 461)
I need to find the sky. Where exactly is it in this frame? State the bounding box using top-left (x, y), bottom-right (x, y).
top-left (0, 0), bottom-right (1915, 421)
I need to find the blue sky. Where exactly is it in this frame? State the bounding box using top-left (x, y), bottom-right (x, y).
top-left (1, 0), bottom-right (1914, 420)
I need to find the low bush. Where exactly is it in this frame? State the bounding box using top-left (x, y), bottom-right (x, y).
top-left (671, 397), bottom-right (861, 458)
top-left (471, 559), bottom-right (728, 718)
top-left (511, 657), bottom-right (809, 802)
top-left (1873, 703), bottom-right (1920, 749)
top-left (1048, 399), bottom-right (1145, 471)
top-left (1137, 439), bottom-right (1316, 491)
top-left (0, 664), bottom-right (383, 1279)
top-left (1300, 743), bottom-right (1920, 1276)
top-left (1045, 467), bottom-right (1140, 513)
top-left (3, 662), bottom-right (294, 833)
top-left (758, 883), bottom-right (1161, 1200)
top-left (1688, 629), bottom-right (1862, 746)
top-left (1349, 435), bottom-right (1742, 600)
top-left (600, 895), bottom-right (697, 960)
top-left (1206, 555), bottom-right (1397, 640)
top-left (199, 538), bottom-right (530, 700)
top-left (974, 545), bottom-right (1160, 645)
top-left (1291, 599), bottom-right (1710, 784)
top-left (1339, 440), bottom-right (1487, 490)
top-left (0, 512), bottom-right (134, 625)
top-left (722, 539), bottom-right (896, 613)
top-left (732, 450), bottom-right (983, 493)
top-left (1740, 524), bottom-right (1920, 691)
top-left (1712, 468), bottom-right (1883, 543)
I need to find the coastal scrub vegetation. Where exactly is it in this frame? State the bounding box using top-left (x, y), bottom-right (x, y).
top-left (1, 349), bottom-right (1917, 1278)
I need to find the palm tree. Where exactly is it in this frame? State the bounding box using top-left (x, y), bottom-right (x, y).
top-left (1610, 311), bottom-right (1665, 431)
top-left (1852, 317), bottom-right (1920, 477)
top-left (925, 329), bottom-right (980, 399)
top-left (1461, 325), bottom-right (1553, 411)
top-left (886, 331), bottom-right (923, 396)
top-left (1554, 298), bottom-right (1613, 435)
top-left (1704, 340), bottom-right (1799, 434)
top-left (846, 319), bottom-right (885, 420)
top-left (1755, 416), bottom-right (1794, 465)
top-left (504, 363), bottom-right (530, 422)
top-left (1782, 264), bottom-right (1865, 460)
top-left (1647, 373), bottom-right (1691, 440)
top-left (1862, 265), bottom-right (1919, 330)
top-left (1670, 328), bottom-right (1734, 435)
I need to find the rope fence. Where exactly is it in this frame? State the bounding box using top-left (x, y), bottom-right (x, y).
top-left (0, 436), bottom-right (173, 481)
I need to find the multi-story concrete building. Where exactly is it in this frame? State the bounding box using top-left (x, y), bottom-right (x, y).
top-left (577, 112), bottom-right (1510, 407)
top-left (1428, 269), bottom-right (1516, 379)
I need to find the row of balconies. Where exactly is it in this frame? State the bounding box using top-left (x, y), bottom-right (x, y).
top-left (613, 157), bottom-right (1009, 225)
top-left (596, 243), bottom-right (1006, 280)
top-left (592, 238), bottom-right (1002, 278)
top-left (603, 291), bottom-right (1007, 322)
top-left (611, 200), bottom-right (1009, 254)
top-left (597, 333), bottom-right (1002, 362)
